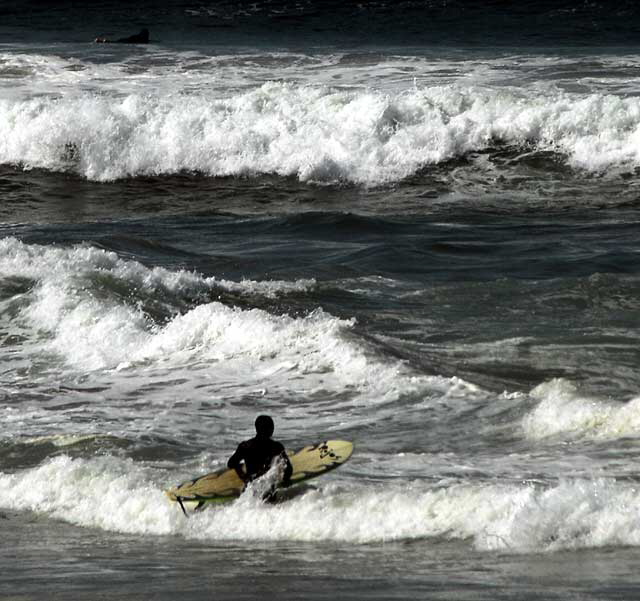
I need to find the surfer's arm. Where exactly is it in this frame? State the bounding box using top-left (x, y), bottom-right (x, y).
top-left (227, 444), bottom-right (249, 483)
top-left (279, 449), bottom-right (293, 485)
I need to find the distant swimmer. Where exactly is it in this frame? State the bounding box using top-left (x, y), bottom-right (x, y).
top-left (94, 28), bottom-right (149, 44)
top-left (227, 415), bottom-right (293, 501)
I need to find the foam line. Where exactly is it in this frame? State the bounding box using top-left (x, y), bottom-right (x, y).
top-left (523, 379), bottom-right (640, 441)
top-left (2, 83), bottom-right (640, 183)
top-left (1, 455), bottom-right (639, 552)
top-left (0, 238), bottom-right (475, 404)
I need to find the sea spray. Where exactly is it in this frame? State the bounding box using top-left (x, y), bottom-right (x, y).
top-left (2, 455), bottom-right (640, 552)
top-left (0, 238), bottom-right (479, 406)
top-left (523, 379), bottom-right (640, 441)
top-left (3, 83), bottom-right (640, 183)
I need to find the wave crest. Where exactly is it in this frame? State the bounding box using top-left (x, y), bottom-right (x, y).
top-left (2, 455), bottom-right (639, 552)
top-left (523, 379), bottom-right (640, 441)
top-left (2, 83), bottom-right (640, 183)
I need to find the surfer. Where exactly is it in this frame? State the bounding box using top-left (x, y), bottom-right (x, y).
top-left (227, 415), bottom-right (293, 500)
top-left (94, 29), bottom-right (150, 44)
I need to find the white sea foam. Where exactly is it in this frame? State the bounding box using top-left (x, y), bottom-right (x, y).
top-left (523, 379), bottom-right (640, 441)
top-left (0, 237), bottom-right (470, 406)
top-left (1, 455), bottom-right (639, 552)
top-left (0, 236), bottom-right (314, 300)
top-left (2, 81), bottom-right (640, 183)
top-left (0, 237), bottom-right (320, 373)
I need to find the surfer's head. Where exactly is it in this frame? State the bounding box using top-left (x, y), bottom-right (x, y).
top-left (255, 415), bottom-right (274, 438)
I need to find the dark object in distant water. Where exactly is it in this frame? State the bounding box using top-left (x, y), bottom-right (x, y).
top-left (95, 29), bottom-right (149, 44)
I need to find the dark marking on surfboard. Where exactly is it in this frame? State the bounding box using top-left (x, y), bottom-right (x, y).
top-left (318, 442), bottom-right (342, 461)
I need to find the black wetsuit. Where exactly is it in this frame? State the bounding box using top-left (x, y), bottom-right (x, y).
top-left (227, 435), bottom-right (293, 488)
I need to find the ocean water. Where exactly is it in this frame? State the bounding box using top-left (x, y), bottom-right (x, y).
top-left (1, 2), bottom-right (640, 599)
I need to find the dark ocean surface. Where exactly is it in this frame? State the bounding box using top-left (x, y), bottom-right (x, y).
top-left (1, 2), bottom-right (640, 599)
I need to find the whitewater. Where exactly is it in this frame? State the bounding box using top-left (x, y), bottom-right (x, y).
top-left (2, 235), bottom-right (639, 556)
top-left (4, 50), bottom-right (640, 184)
top-left (1, 17), bottom-right (640, 601)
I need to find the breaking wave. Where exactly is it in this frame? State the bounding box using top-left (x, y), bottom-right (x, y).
top-left (2, 454), bottom-right (640, 553)
top-left (0, 237), bottom-right (475, 408)
top-left (524, 379), bottom-right (640, 442)
top-left (2, 83), bottom-right (640, 183)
